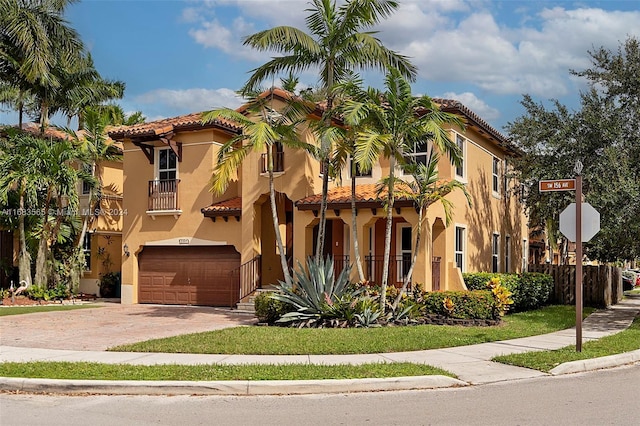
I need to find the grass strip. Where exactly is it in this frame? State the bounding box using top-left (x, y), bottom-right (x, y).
top-left (0, 304), bottom-right (99, 316)
top-left (0, 361), bottom-right (454, 381)
top-left (110, 305), bottom-right (593, 355)
top-left (493, 316), bottom-right (640, 372)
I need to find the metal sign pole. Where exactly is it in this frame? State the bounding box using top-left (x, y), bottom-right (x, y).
top-left (575, 164), bottom-right (583, 352)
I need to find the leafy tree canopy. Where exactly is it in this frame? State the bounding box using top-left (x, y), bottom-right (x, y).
top-left (507, 36), bottom-right (640, 262)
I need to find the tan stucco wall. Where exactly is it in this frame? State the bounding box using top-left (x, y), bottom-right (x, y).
top-left (120, 128), bottom-right (241, 304)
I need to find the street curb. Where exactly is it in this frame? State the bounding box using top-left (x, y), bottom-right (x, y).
top-left (0, 375), bottom-right (468, 396)
top-left (549, 349), bottom-right (640, 375)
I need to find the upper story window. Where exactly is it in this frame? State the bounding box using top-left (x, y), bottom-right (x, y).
top-left (492, 157), bottom-right (500, 195)
top-left (455, 134), bottom-right (465, 179)
top-left (158, 148), bottom-right (177, 181)
top-left (404, 139), bottom-right (429, 174)
top-left (350, 156), bottom-right (371, 178)
top-left (81, 164), bottom-right (92, 195)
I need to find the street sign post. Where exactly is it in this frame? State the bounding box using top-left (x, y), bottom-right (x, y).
top-left (559, 203), bottom-right (601, 243)
top-left (539, 162), bottom-right (598, 352)
top-left (539, 179), bottom-right (576, 192)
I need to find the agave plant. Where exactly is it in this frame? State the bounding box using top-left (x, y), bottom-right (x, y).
top-left (271, 256), bottom-right (357, 325)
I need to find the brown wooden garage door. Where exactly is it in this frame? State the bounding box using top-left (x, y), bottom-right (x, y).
top-left (138, 246), bottom-right (240, 307)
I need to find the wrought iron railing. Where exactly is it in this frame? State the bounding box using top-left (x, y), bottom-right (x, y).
top-left (364, 255), bottom-right (412, 288)
top-left (148, 179), bottom-right (179, 211)
top-left (232, 255), bottom-right (262, 305)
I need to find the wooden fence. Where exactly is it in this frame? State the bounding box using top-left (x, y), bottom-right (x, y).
top-left (528, 264), bottom-right (623, 308)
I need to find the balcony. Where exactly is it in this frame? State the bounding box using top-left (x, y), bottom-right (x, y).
top-left (260, 151), bottom-right (284, 174)
top-left (147, 179), bottom-right (181, 219)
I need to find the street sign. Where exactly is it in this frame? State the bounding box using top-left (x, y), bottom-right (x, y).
top-left (559, 202), bottom-right (601, 242)
top-left (539, 179), bottom-right (576, 192)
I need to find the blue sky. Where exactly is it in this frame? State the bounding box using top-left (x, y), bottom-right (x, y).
top-left (3, 0), bottom-right (640, 133)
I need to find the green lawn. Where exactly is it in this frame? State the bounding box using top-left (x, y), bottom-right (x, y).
top-left (492, 316), bottom-right (640, 372)
top-left (0, 304), bottom-right (99, 316)
top-left (110, 305), bottom-right (593, 355)
top-left (0, 361), bottom-right (454, 381)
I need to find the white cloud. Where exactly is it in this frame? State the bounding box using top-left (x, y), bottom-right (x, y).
top-left (440, 91), bottom-right (500, 121)
top-left (185, 1), bottom-right (640, 100)
top-left (135, 88), bottom-right (245, 113)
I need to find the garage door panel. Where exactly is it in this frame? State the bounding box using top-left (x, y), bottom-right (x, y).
top-left (138, 246), bottom-right (240, 307)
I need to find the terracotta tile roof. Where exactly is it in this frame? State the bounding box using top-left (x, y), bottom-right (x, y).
top-left (8, 123), bottom-right (123, 151)
top-left (432, 98), bottom-right (522, 156)
top-left (201, 197), bottom-right (242, 217)
top-left (296, 184), bottom-right (414, 210)
top-left (108, 112), bottom-right (242, 139)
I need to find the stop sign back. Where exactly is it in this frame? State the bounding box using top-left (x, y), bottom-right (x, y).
top-left (559, 202), bottom-right (600, 242)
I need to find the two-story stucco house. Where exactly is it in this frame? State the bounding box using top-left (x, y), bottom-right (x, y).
top-left (108, 88), bottom-right (529, 307)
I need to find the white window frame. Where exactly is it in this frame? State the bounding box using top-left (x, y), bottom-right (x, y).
top-left (454, 225), bottom-right (466, 272)
top-left (492, 232), bottom-right (500, 273)
top-left (455, 133), bottom-right (466, 180)
top-left (82, 233), bottom-right (92, 272)
top-left (156, 147), bottom-right (178, 181)
top-left (403, 139), bottom-right (430, 175)
top-left (350, 155), bottom-right (371, 178)
top-left (505, 235), bottom-right (511, 273)
top-left (396, 223), bottom-right (412, 282)
top-left (522, 239), bottom-right (528, 272)
top-left (492, 156), bottom-right (500, 197)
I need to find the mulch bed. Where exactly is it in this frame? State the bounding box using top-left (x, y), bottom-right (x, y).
top-left (1, 293), bottom-right (97, 306)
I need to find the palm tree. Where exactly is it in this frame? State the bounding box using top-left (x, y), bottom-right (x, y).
top-left (202, 91), bottom-right (315, 287)
top-left (342, 69), bottom-right (464, 312)
top-left (241, 0), bottom-right (416, 261)
top-left (0, 0), bottom-right (84, 128)
top-left (390, 156), bottom-right (471, 310)
top-left (0, 130), bottom-right (44, 287)
top-left (32, 136), bottom-right (86, 286)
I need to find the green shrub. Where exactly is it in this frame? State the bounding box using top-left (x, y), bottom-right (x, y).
top-left (422, 290), bottom-right (497, 320)
top-left (254, 292), bottom-right (294, 324)
top-left (463, 272), bottom-right (553, 313)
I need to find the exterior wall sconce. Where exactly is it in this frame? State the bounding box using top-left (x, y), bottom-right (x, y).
top-left (123, 244), bottom-right (130, 257)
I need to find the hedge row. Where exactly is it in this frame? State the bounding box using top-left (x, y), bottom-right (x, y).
top-left (463, 272), bottom-right (553, 312)
top-left (422, 290), bottom-right (498, 320)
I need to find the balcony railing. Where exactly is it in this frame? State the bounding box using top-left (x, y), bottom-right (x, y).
top-left (231, 255), bottom-right (262, 305)
top-left (364, 255), bottom-right (412, 288)
top-left (260, 152), bottom-right (284, 174)
top-left (148, 179), bottom-right (180, 211)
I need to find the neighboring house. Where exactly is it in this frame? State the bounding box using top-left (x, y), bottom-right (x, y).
top-left (0, 124), bottom-right (123, 295)
top-left (109, 88), bottom-right (529, 308)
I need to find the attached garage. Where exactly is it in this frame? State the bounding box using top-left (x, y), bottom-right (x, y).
top-left (138, 246), bottom-right (240, 307)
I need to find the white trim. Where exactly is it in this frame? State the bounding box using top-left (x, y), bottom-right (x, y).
top-left (492, 232), bottom-right (500, 273)
top-left (146, 209), bottom-right (182, 219)
top-left (522, 239), bottom-right (528, 272)
top-left (396, 222), bottom-right (412, 282)
top-left (144, 237), bottom-right (230, 246)
top-left (454, 224), bottom-right (466, 272)
top-left (505, 234), bottom-right (511, 273)
top-left (453, 131), bottom-right (467, 182)
top-left (155, 147), bottom-right (178, 181)
top-left (492, 156), bottom-right (500, 198)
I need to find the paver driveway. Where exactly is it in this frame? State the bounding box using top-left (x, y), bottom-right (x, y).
top-left (0, 302), bottom-right (255, 351)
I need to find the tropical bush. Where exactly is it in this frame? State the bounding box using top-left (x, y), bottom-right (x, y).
top-left (271, 256), bottom-right (363, 327)
top-left (254, 292), bottom-right (294, 324)
top-left (463, 272), bottom-right (553, 312)
top-left (24, 283), bottom-right (70, 302)
top-left (422, 290), bottom-right (497, 320)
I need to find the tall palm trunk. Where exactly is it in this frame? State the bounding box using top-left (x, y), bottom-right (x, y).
top-left (17, 187), bottom-right (32, 286)
top-left (268, 150), bottom-right (293, 287)
top-left (380, 156), bottom-right (396, 312)
top-left (34, 188), bottom-right (54, 286)
top-left (315, 65), bottom-right (335, 262)
top-left (351, 164), bottom-right (365, 282)
top-left (392, 204), bottom-right (425, 310)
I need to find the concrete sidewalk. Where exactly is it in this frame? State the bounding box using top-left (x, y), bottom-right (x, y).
top-left (1, 298), bottom-right (639, 395)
